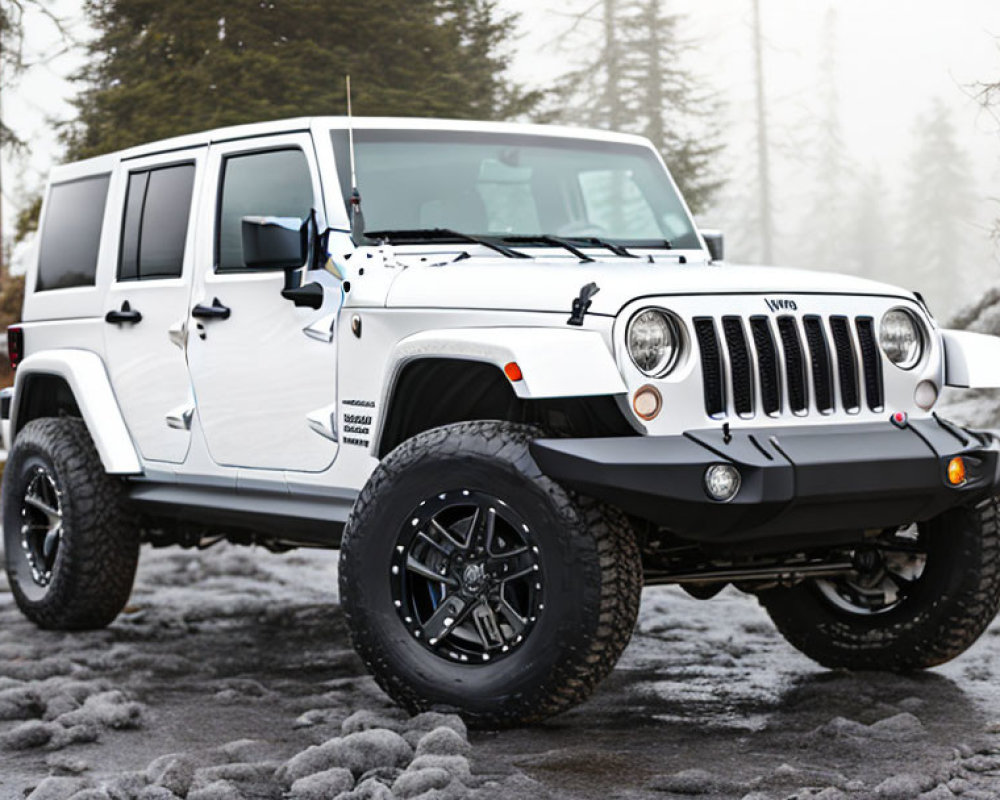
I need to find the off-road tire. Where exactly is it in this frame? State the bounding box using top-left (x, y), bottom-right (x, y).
top-left (759, 497), bottom-right (1000, 670)
top-left (339, 421), bottom-right (643, 728)
top-left (3, 417), bottom-right (139, 630)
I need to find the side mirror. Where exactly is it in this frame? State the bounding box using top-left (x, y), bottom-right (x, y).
top-left (241, 216), bottom-right (308, 270)
top-left (701, 229), bottom-right (724, 263)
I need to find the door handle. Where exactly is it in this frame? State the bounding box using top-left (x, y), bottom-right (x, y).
top-left (191, 298), bottom-right (231, 320)
top-left (105, 301), bottom-right (142, 324)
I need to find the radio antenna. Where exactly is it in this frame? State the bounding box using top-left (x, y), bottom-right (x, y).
top-left (346, 75), bottom-right (364, 243)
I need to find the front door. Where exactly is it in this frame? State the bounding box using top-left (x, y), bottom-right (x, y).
top-left (103, 150), bottom-right (204, 464)
top-left (186, 134), bottom-right (339, 472)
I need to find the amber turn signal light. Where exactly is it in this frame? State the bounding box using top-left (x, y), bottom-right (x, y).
top-left (504, 362), bottom-right (523, 382)
top-left (948, 457), bottom-right (967, 486)
top-left (633, 385), bottom-right (662, 420)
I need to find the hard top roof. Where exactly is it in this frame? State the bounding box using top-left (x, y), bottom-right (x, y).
top-left (51, 117), bottom-right (655, 180)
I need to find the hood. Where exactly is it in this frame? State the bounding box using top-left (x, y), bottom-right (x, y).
top-left (383, 255), bottom-right (916, 317)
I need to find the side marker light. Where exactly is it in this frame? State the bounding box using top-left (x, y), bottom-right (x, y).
top-left (504, 362), bottom-right (523, 382)
top-left (948, 457), bottom-right (966, 486)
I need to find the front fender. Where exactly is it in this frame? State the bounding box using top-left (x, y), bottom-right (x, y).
top-left (12, 350), bottom-right (142, 474)
top-left (941, 329), bottom-right (1000, 389)
top-left (389, 327), bottom-right (627, 399)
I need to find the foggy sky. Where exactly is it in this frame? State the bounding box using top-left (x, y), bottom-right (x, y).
top-left (4, 0), bottom-right (1000, 312)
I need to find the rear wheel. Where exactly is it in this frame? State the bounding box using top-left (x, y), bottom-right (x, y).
top-left (340, 421), bottom-right (642, 727)
top-left (3, 418), bottom-right (139, 630)
top-left (759, 498), bottom-right (1000, 670)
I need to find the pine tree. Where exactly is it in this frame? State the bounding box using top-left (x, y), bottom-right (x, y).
top-left (556, 0), bottom-right (723, 214)
top-left (897, 98), bottom-right (976, 313)
top-left (845, 167), bottom-right (894, 280)
top-left (796, 6), bottom-right (852, 273)
top-left (65, 0), bottom-right (540, 160)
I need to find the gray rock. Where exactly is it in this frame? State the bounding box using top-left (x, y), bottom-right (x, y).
top-left (341, 709), bottom-right (406, 735)
top-left (191, 763), bottom-right (274, 791)
top-left (146, 754), bottom-right (198, 796)
top-left (918, 786), bottom-right (957, 799)
top-left (27, 777), bottom-right (91, 800)
top-left (57, 691), bottom-right (145, 731)
top-left (875, 773), bottom-right (936, 799)
top-left (289, 768), bottom-right (355, 799)
top-left (332, 777), bottom-right (395, 800)
top-left (0, 685), bottom-right (43, 720)
top-left (414, 728), bottom-right (470, 758)
top-left (216, 739), bottom-right (273, 763)
top-left (67, 791), bottom-right (112, 800)
top-left (135, 789), bottom-right (180, 800)
top-left (406, 755), bottom-right (471, 783)
top-left (3, 719), bottom-right (57, 750)
top-left (100, 771), bottom-right (149, 800)
top-left (404, 713), bottom-right (467, 739)
top-left (357, 768), bottom-right (403, 788)
top-left (392, 767), bottom-right (453, 798)
top-left (187, 780), bottom-right (244, 800)
top-left (280, 729), bottom-right (413, 785)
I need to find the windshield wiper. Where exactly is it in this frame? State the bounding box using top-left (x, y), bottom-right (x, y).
top-left (365, 228), bottom-right (530, 259)
top-left (492, 235), bottom-right (596, 263)
top-left (564, 237), bottom-right (639, 258)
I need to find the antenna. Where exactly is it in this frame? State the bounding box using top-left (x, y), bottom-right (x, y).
top-left (346, 75), bottom-right (364, 244)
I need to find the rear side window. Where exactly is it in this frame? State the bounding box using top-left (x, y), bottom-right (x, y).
top-left (118, 163), bottom-right (196, 281)
top-left (36, 174), bottom-right (110, 291)
top-left (217, 149), bottom-right (313, 271)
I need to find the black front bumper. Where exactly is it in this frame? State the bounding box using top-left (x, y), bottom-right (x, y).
top-left (530, 416), bottom-right (1000, 543)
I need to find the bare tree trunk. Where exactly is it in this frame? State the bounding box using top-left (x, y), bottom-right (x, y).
top-left (603, 0), bottom-right (625, 128)
top-left (752, 0), bottom-right (773, 263)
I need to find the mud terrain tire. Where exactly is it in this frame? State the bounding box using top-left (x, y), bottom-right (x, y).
top-left (3, 417), bottom-right (139, 630)
top-left (759, 497), bottom-right (1000, 670)
top-left (340, 421), bottom-right (642, 727)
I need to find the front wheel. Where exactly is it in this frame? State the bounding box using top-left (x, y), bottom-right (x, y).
top-left (759, 498), bottom-right (1000, 671)
top-left (339, 421), bottom-right (642, 728)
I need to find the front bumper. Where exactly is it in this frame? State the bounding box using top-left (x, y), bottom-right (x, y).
top-left (530, 416), bottom-right (1000, 543)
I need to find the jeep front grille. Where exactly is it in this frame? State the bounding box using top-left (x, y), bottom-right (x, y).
top-left (694, 314), bottom-right (884, 418)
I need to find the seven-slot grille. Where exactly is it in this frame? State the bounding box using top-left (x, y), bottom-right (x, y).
top-left (694, 314), bottom-right (883, 418)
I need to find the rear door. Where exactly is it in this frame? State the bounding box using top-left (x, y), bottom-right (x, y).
top-left (103, 149), bottom-right (204, 464)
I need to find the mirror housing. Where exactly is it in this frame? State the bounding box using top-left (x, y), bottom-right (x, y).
top-left (241, 216), bottom-right (308, 270)
top-left (701, 229), bottom-right (724, 263)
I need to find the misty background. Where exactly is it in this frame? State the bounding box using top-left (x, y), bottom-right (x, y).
top-left (3, 0), bottom-right (1000, 320)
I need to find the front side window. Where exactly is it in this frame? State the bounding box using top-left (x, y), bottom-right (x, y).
top-left (331, 129), bottom-right (701, 249)
top-left (216, 149), bottom-right (314, 271)
top-left (118, 163), bottom-right (196, 281)
top-left (37, 174), bottom-right (110, 291)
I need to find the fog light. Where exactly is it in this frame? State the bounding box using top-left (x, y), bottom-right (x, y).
top-left (633, 385), bottom-right (662, 420)
top-left (948, 457), bottom-right (967, 486)
top-left (914, 380), bottom-right (938, 410)
top-left (705, 464), bottom-right (741, 502)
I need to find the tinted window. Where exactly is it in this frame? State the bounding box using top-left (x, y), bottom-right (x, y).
top-left (118, 163), bottom-right (195, 281)
top-left (37, 174), bottom-right (110, 291)
top-left (217, 149), bottom-right (313, 270)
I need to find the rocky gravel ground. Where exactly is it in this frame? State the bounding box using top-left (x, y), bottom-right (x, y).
top-left (3, 542), bottom-right (1000, 800)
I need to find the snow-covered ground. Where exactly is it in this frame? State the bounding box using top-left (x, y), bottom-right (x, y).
top-left (3, 541), bottom-right (1000, 800)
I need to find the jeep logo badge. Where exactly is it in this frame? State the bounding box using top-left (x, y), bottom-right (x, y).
top-left (764, 298), bottom-right (798, 312)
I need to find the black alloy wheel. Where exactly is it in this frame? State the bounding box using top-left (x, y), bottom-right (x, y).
top-left (390, 489), bottom-right (543, 663)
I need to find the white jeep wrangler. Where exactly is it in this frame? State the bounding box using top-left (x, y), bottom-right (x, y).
top-left (5, 117), bottom-right (1000, 727)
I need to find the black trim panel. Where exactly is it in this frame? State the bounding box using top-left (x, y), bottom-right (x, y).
top-left (530, 417), bottom-right (1000, 544)
top-left (127, 482), bottom-right (357, 547)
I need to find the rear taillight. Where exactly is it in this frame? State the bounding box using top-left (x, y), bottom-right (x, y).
top-left (7, 326), bottom-right (23, 370)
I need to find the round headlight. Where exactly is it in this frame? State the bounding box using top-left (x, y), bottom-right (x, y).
top-left (879, 308), bottom-right (923, 369)
top-left (627, 308), bottom-right (681, 376)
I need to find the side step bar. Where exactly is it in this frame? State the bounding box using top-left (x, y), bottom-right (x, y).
top-left (127, 481), bottom-right (357, 547)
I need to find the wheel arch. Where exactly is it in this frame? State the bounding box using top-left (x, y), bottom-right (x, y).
top-left (11, 350), bottom-right (142, 475)
top-left (376, 353), bottom-right (638, 459)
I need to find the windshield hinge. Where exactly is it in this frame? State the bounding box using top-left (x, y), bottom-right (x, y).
top-left (568, 282), bottom-right (600, 326)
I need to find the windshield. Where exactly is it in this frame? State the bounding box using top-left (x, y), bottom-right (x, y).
top-left (331, 129), bottom-right (701, 249)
